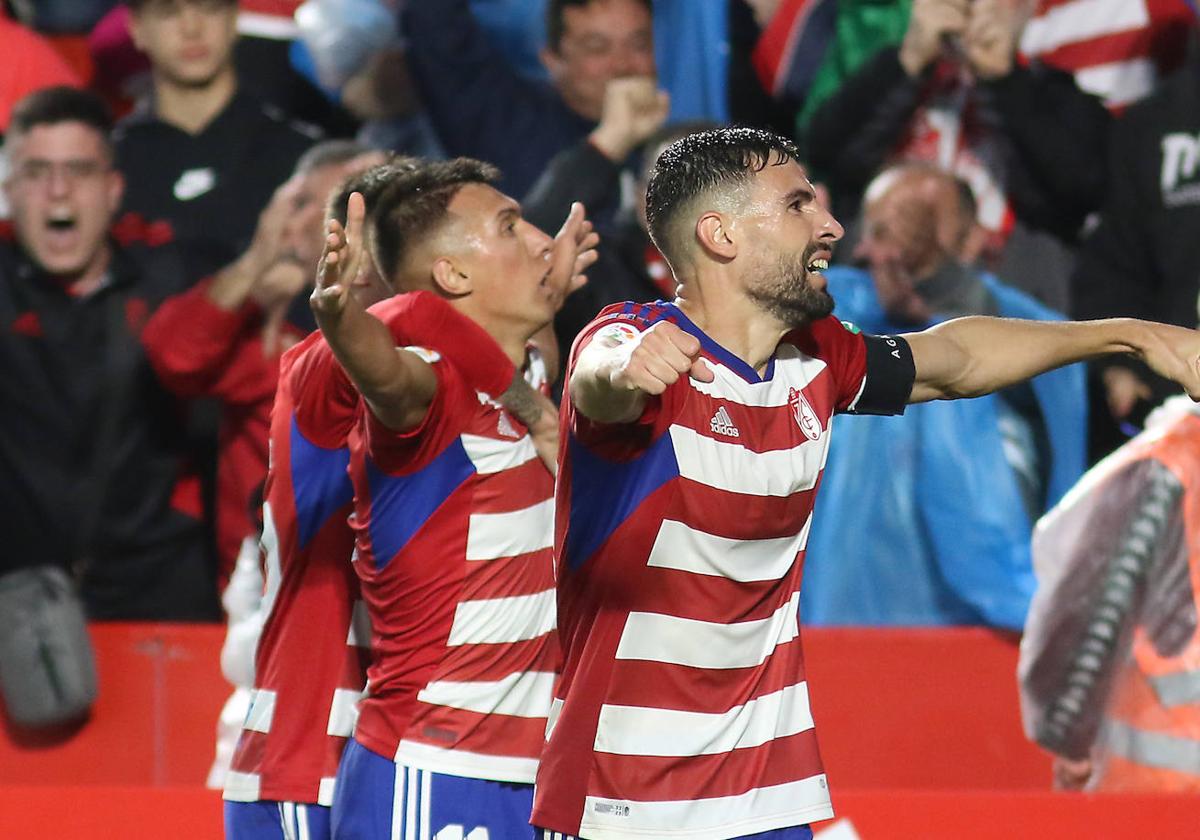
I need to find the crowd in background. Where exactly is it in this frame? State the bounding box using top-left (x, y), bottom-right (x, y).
top-left (1, 0), bottom-right (1198, 684)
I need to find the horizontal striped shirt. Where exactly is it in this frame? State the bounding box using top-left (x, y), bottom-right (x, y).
top-left (350, 351), bottom-right (559, 783)
top-left (225, 330), bottom-right (368, 807)
top-left (533, 302), bottom-right (912, 840)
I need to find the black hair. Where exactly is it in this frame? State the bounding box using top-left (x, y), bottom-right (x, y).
top-left (8, 86), bottom-right (114, 154)
top-left (644, 126), bottom-right (801, 265)
top-left (369, 158), bottom-right (499, 285)
top-left (326, 156), bottom-right (420, 226)
top-left (545, 0), bottom-right (652, 51)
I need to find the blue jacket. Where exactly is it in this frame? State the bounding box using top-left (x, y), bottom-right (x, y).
top-left (800, 266), bottom-right (1087, 629)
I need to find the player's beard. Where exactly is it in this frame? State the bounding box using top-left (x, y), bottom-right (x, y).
top-left (747, 245), bottom-right (835, 328)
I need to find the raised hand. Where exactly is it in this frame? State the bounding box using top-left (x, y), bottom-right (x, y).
top-left (589, 76), bottom-right (671, 162)
top-left (311, 191), bottom-right (368, 320)
top-left (546, 201), bottom-right (600, 309)
top-left (608, 320), bottom-right (715, 395)
top-left (899, 0), bottom-right (970, 77)
top-left (963, 0), bottom-right (1021, 80)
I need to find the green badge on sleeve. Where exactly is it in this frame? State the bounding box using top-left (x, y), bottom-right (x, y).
top-left (839, 320), bottom-right (861, 335)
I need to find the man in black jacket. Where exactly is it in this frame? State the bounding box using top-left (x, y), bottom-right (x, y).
top-left (1071, 44), bottom-right (1200, 455)
top-left (116, 0), bottom-right (317, 282)
top-left (802, 0), bottom-right (1109, 312)
top-left (2, 86), bottom-right (216, 620)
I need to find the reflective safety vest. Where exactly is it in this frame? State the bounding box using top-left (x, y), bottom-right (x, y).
top-left (1094, 412), bottom-right (1200, 791)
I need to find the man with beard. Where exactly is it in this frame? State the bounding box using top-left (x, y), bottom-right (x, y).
top-left (532, 127), bottom-right (1200, 840)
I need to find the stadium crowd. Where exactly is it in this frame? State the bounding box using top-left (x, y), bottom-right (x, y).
top-left (2, 0), bottom-right (1200, 834)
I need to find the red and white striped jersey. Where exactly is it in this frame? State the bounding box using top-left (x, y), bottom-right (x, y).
top-left (223, 292), bottom-right (520, 806)
top-left (1019, 0), bottom-right (1195, 111)
top-left (532, 302), bottom-right (914, 840)
top-left (224, 329), bottom-right (368, 807)
top-left (348, 349), bottom-right (559, 783)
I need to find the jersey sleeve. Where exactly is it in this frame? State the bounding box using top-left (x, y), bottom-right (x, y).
top-left (283, 333), bottom-right (360, 448)
top-left (142, 280), bottom-right (276, 405)
top-left (359, 352), bottom-right (475, 475)
top-left (564, 304), bottom-right (687, 460)
top-left (367, 291), bottom-right (515, 399)
top-left (795, 316), bottom-right (914, 416)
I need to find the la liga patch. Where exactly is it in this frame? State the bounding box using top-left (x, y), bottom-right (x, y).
top-left (595, 322), bottom-right (642, 348)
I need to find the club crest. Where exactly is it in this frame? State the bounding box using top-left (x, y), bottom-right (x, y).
top-left (789, 387), bottom-right (821, 441)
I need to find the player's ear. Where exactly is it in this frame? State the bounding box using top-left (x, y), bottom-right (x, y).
top-left (431, 257), bottom-right (471, 296)
top-left (695, 211), bottom-right (736, 261)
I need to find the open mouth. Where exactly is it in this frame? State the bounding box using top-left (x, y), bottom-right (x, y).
top-left (46, 214), bottom-right (77, 232)
top-left (806, 257), bottom-right (830, 273)
top-left (44, 211), bottom-right (79, 244)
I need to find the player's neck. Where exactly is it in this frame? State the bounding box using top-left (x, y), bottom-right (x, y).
top-left (457, 306), bottom-right (529, 368)
top-left (676, 277), bottom-right (790, 376)
top-left (153, 68), bottom-right (237, 135)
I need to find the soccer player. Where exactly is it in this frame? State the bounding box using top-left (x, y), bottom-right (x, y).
top-left (312, 159), bottom-right (594, 839)
top-left (222, 160), bottom-right (586, 840)
top-left (531, 127), bottom-right (1200, 840)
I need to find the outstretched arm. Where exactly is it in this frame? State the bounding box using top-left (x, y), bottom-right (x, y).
top-left (311, 192), bottom-right (438, 431)
top-left (907, 317), bottom-right (1200, 404)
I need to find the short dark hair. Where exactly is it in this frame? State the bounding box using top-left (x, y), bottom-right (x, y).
top-left (370, 158), bottom-right (500, 285)
top-left (638, 120), bottom-right (723, 184)
top-left (294, 139), bottom-right (373, 178)
top-left (326, 156), bottom-right (420, 226)
top-left (8, 86), bottom-right (114, 154)
top-left (545, 0), bottom-right (652, 51)
top-left (645, 127), bottom-right (801, 265)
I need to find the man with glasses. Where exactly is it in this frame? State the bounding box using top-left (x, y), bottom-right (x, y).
top-left (0, 85), bottom-right (214, 620)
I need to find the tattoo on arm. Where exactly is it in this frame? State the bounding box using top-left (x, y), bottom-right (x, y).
top-left (499, 374), bottom-right (543, 429)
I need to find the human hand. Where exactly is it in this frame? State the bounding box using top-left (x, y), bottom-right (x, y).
top-left (547, 202), bottom-right (600, 310)
top-left (899, 0), bottom-right (970, 77)
top-left (1102, 366), bottom-right (1153, 420)
top-left (251, 258), bottom-right (309, 315)
top-left (311, 191), bottom-right (367, 320)
top-left (1052, 756), bottom-right (1093, 791)
top-left (608, 320), bottom-right (715, 395)
top-left (873, 251), bottom-right (933, 326)
top-left (963, 0), bottom-right (1020, 80)
top-left (245, 176), bottom-right (302, 278)
top-left (742, 0), bottom-right (783, 28)
top-left (589, 76), bottom-right (671, 162)
top-left (1133, 322), bottom-right (1200, 402)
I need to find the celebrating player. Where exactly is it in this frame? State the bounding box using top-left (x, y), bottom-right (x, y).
top-left (313, 159), bottom-right (595, 840)
top-left (222, 159), bottom-right (589, 840)
top-left (532, 127), bottom-right (1200, 840)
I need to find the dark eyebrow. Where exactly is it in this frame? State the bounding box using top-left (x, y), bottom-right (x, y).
top-left (784, 186), bottom-right (815, 206)
top-left (496, 205), bottom-right (521, 226)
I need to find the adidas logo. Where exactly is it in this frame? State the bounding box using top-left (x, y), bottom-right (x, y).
top-left (709, 405), bottom-right (740, 438)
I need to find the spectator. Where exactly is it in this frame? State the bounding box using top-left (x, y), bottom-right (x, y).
top-left (115, 0), bottom-right (318, 280)
top-left (802, 163), bottom-right (1086, 627)
top-left (0, 86), bottom-right (215, 620)
top-left (402, 0), bottom-right (659, 201)
top-left (802, 0), bottom-right (1110, 311)
top-left (1020, 394), bottom-right (1200, 792)
top-left (141, 140), bottom-right (387, 584)
top-left (525, 120), bottom-right (707, 364)
top-left (1070, 23), bottom-right (1200, 456)
top-left (234, 0), bottom-right (359, 137)
top-left (1019, 0), bottom-right (1196, 112)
